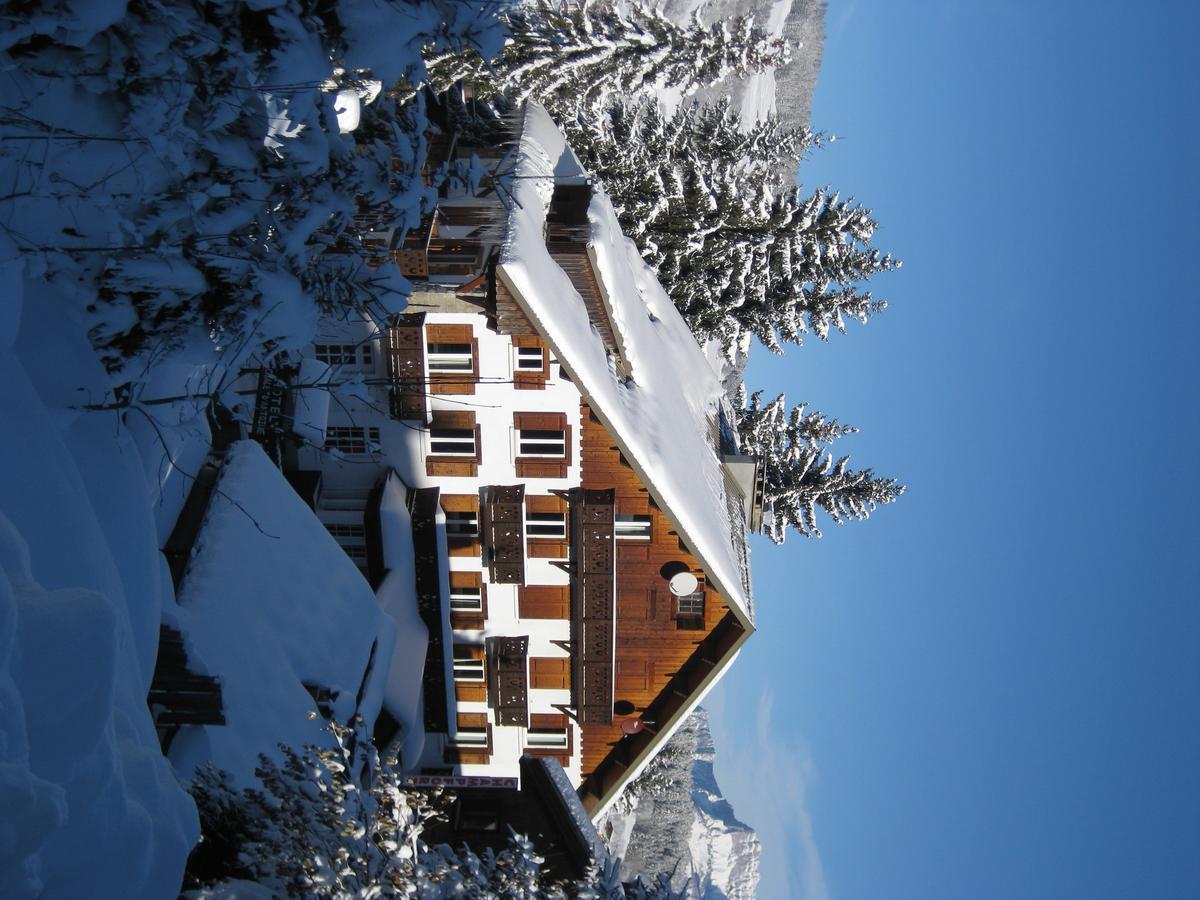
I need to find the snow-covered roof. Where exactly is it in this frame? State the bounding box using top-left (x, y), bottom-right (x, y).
top-left (496, 103), bottom-right (754, 627)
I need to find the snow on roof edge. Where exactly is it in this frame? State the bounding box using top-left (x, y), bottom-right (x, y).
top-left (496, 101), bottom-right (755, 628)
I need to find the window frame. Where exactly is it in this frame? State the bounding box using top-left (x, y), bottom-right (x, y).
top-left (325, 426), bottom-right (380, 456)
top-left (453, 657), bottom-right (486, 682)
top-left (429, 427), bottom-right (477, 457)
top-left (517, 428), bottom-right (567, 458)
top-left (615, 514), bottom-right (653, 541)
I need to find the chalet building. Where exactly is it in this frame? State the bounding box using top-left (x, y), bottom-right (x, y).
top-left (258, 103), bottom-right (762, 819)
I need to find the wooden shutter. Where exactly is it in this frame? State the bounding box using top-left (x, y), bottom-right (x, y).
top-left (426, 323), bottom-right (479, 395)
top-left (426, 410), bottom-right (480, 477)
top-left (513, 412), bottom-right (571, 479)
top-left (617, 588), bottom-right (656, 622)
top-left (615, 659), bottom-right (651, 695)
top-left (511, 334), bottom-right (550, 390)
top-left (525, 494), bottom-right (569, 558)
top-left (453, 644), bottom-right (486, 702)
top-left (449, 571), bottom-right (486, 631)
top-left (526, 711), bottom-right (572, 761)
top-left (518, 585), bottom-right (569, 620)
top-left (530, 657), bottom-right (570, 690)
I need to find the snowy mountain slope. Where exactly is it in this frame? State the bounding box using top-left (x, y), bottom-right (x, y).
top-left (600, 709), bottom-right (761, 899)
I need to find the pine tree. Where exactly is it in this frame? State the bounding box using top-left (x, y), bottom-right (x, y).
top-left (426, 0), bottom-right (790, 119)
top-left (186, 720), bottom-right (679, 897)
top-left (564, 97), bottom-right (898, 354)
top-left (736, 392), bottom-right (902, 542)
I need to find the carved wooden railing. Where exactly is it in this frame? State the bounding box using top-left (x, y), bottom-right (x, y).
top-left (386, 313), bottom-right (426, 421)
top-left (483, 484), bottom-right (525, 584)
top-left (487, 635), bottom-right (529, 727)
top-left (569, 488), bottom-right (616, 725)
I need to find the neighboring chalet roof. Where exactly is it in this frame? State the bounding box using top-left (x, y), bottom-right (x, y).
top-left (520, 756), bottom-right (613, 874)
top-left (496, 102), bottom-right (755, 627)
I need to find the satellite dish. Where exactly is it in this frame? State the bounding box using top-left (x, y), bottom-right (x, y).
top-left (668, 571), bottom-right (699, 596)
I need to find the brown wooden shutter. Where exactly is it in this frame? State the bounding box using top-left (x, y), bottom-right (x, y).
top-left (449, 571), bottom-right (486, 631)
top-left (514, 412), bottom-right (570, 478)
top-left (518, 585), bottom-right (569, 620)
top-left (615, 659), bottom-right (651, 694)
top-left (530, 657), bottom-right (570, 690)
top-left (426, 410), bottom-right (480, 477)
top-left (426, 323), bottom-right (479, 395)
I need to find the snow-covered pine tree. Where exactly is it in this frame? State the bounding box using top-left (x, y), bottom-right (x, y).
top-left (564, 96), bottom-right (897, 355)
top-left (426, 0), bottom-right (790, 119)
top-left (186, 720), bottom-right (678, 897)
top-left (736, 391), bottom-right (902, 542)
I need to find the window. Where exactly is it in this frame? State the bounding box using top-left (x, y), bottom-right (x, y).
top-left (676, 589), bottom-right (705, 630)
top-left (450, 585), bottom-right (483, 612)
top-left (325, 426), bottom-right (380, 455)
top-left (516, 346), bottom-right (544, 372)
top-left (453, 657), bottom-right (485, 682)
top-left (427, 343), bottom-right (473, 372)
top-left (518, 429), bottom-right (566, 457)
top-left (454, 727), bottom-right (488, 746)
top-left (526, 727), bottom-right (569, 749)
top-left (430, 427), bottom-right (476, 456)
top-left (315, 343), bottom-right (372, 367)
top-left (615, 514), bottom-right (652, 541)
top-left (324, 523), bottom-right (367, 564)
top-left (445, 511), bottom-right (479, 538)
top-left (525, 511), bottom-right (566, 539)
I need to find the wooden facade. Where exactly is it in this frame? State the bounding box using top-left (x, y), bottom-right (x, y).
top-left (575, 400), bottom-right (739, 799)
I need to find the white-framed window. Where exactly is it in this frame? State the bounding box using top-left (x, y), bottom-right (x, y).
top-left (445, 511), bottom-right (479, 538)
top-left (430, 427), bottom-right (476, 456)
top-left (427, 342), bottom-right (473, 372)
top-left (676, 590), bottom-right (705, 618)
top-left (324, 524), bottom-right (367, 564)
top-left (325, 426), bottom-right (380, 455)
top-left (453, 657), bottom-right (485, 682)
top-left (450, 585), bottom-right (483, 612)
top-left (454, 726), bottom-right (488, 746)
top-left (525, 511), bottom-right (566, 539)
top-left (526, 727), bottom-right (569, 749)
top-left (515, 346), bottom-right (544, 372)
top-left (517, 429), bottom-right (566, 457)
top-left (615, 514), bottom-right (652, 541)
top-left (315, 343), bottom-right (372, 367)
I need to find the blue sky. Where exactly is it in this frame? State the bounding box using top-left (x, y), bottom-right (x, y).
top-left (705, 2), bottom-right (1200, 898)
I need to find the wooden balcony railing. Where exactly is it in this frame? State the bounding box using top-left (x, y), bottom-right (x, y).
top-left (483, 484), bottom-right (526, 584)
top-left (569, 488), bottom-right (616, 725)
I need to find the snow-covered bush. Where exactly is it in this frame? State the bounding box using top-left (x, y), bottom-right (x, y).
top-left (186, 720), bottom-right (681, 898)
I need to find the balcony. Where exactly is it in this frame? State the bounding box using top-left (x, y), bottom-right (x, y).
top-left (569, 488), bottom-right (616, 725)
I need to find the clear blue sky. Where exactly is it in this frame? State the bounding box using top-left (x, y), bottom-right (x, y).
top-left (705, 3), bottom-right (1200, 898)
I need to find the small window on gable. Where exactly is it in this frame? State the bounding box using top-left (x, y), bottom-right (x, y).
top-left (615, 514), bottom-right (652, 541)
top-left (675, 589), bottom-right (706, 630)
